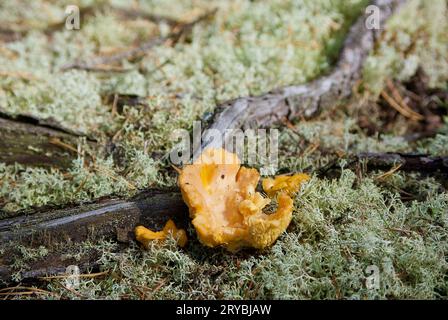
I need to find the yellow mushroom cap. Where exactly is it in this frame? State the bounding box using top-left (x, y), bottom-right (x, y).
top-left (135, 219), bottom-right (187, 248)
top-left (178, 147), bottom-right (297, 252)
top-left (262, 173), bottom-right (310, 197)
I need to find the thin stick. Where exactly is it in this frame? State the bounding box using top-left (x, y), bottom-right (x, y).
top-left (39, 270), bottom-right (109, 280)
top-left (94, 165), bottom-right (136, 190)
top-left (375, 163), bottom-right (403, 180)
top-left (381, 90), bottom-right (424, 121)
top-left (49, 137), bottom-right (79, 154)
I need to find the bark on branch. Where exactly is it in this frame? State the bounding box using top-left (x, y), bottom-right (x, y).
top-left (0, 190), bottom-right (187, 245)
top-left (0, 115), bottom-right (94, 169)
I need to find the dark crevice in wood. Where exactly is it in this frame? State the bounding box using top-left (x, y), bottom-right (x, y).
top-left (0, 108), bottom-right (94, 139)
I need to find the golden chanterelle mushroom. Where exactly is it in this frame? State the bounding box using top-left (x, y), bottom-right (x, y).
top-left (178, 148), bottom-right (304, 252)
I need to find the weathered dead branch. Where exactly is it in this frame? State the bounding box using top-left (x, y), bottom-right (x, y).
top-left (0, 190), bottom-right (187, 245)
top-left (317, 152), bottom-right (448, 177)
top-left (0, 115), bottom-right (93, 169)
top-left (198, 0), bottom-right (406, 157)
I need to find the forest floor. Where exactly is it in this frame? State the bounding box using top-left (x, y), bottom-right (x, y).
top-left (0, 0), bottom-right (447, 299)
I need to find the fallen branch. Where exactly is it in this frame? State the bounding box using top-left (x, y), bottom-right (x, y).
top-left (356, 152), bottom-right (448, 173)
top-left (0, 108), bottom-right (92, 138)
top-left (0, 116), bottom-right (94, 169)
top-left (61, 9), bottom-right (217, 71)
top-left (0, 190), bottom-right (187, 245)
top-left (317, 152), bottom-right (448, 176)
top-left (0, 190), bottom-right (187, 283)
top-left (198, 0), bottom-right (406, 157)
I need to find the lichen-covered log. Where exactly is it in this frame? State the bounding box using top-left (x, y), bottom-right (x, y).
top-left (0, 116), bottom-right (88, 169)
top-left (0, 190), bottom-right (187, 245)
top-left (199, 0), bottom-right (406, 156)
top-left (0, 190), bottom-right (187, 283)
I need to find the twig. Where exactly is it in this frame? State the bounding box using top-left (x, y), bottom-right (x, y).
top-left (147, 279), bottom-right (167, 299)
top-left (387, 227), bottom-right (413, 235)
top-left (113, 8), bottom-right (179, 26)
top-left (318, 152), bottom-right (448, 176)
top-left (39, 270), bottom-right (109, 280)
top-left (381, 89), bottom-right (424, 121)
top-left (0, 285), bottom-right (57, 298)
top-left (56, 282), bottom-right (88, 299)
top-left (93, 165), bottom-right (136, 190)
top-left (49, 137), bottom-right (79, 154)
top-left (357, 152), bottom-right (448, 173)
top-left (386, 79), bottom-right (423, 117)
top-left (375, 163), bottom-right (403, 180)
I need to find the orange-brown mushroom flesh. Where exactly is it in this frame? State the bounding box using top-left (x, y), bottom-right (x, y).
top-left (178, 148), bottom-right (300, 252)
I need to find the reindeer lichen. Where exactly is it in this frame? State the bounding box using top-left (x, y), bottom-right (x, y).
top-left (0, 0), bottom-right (447, 300)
